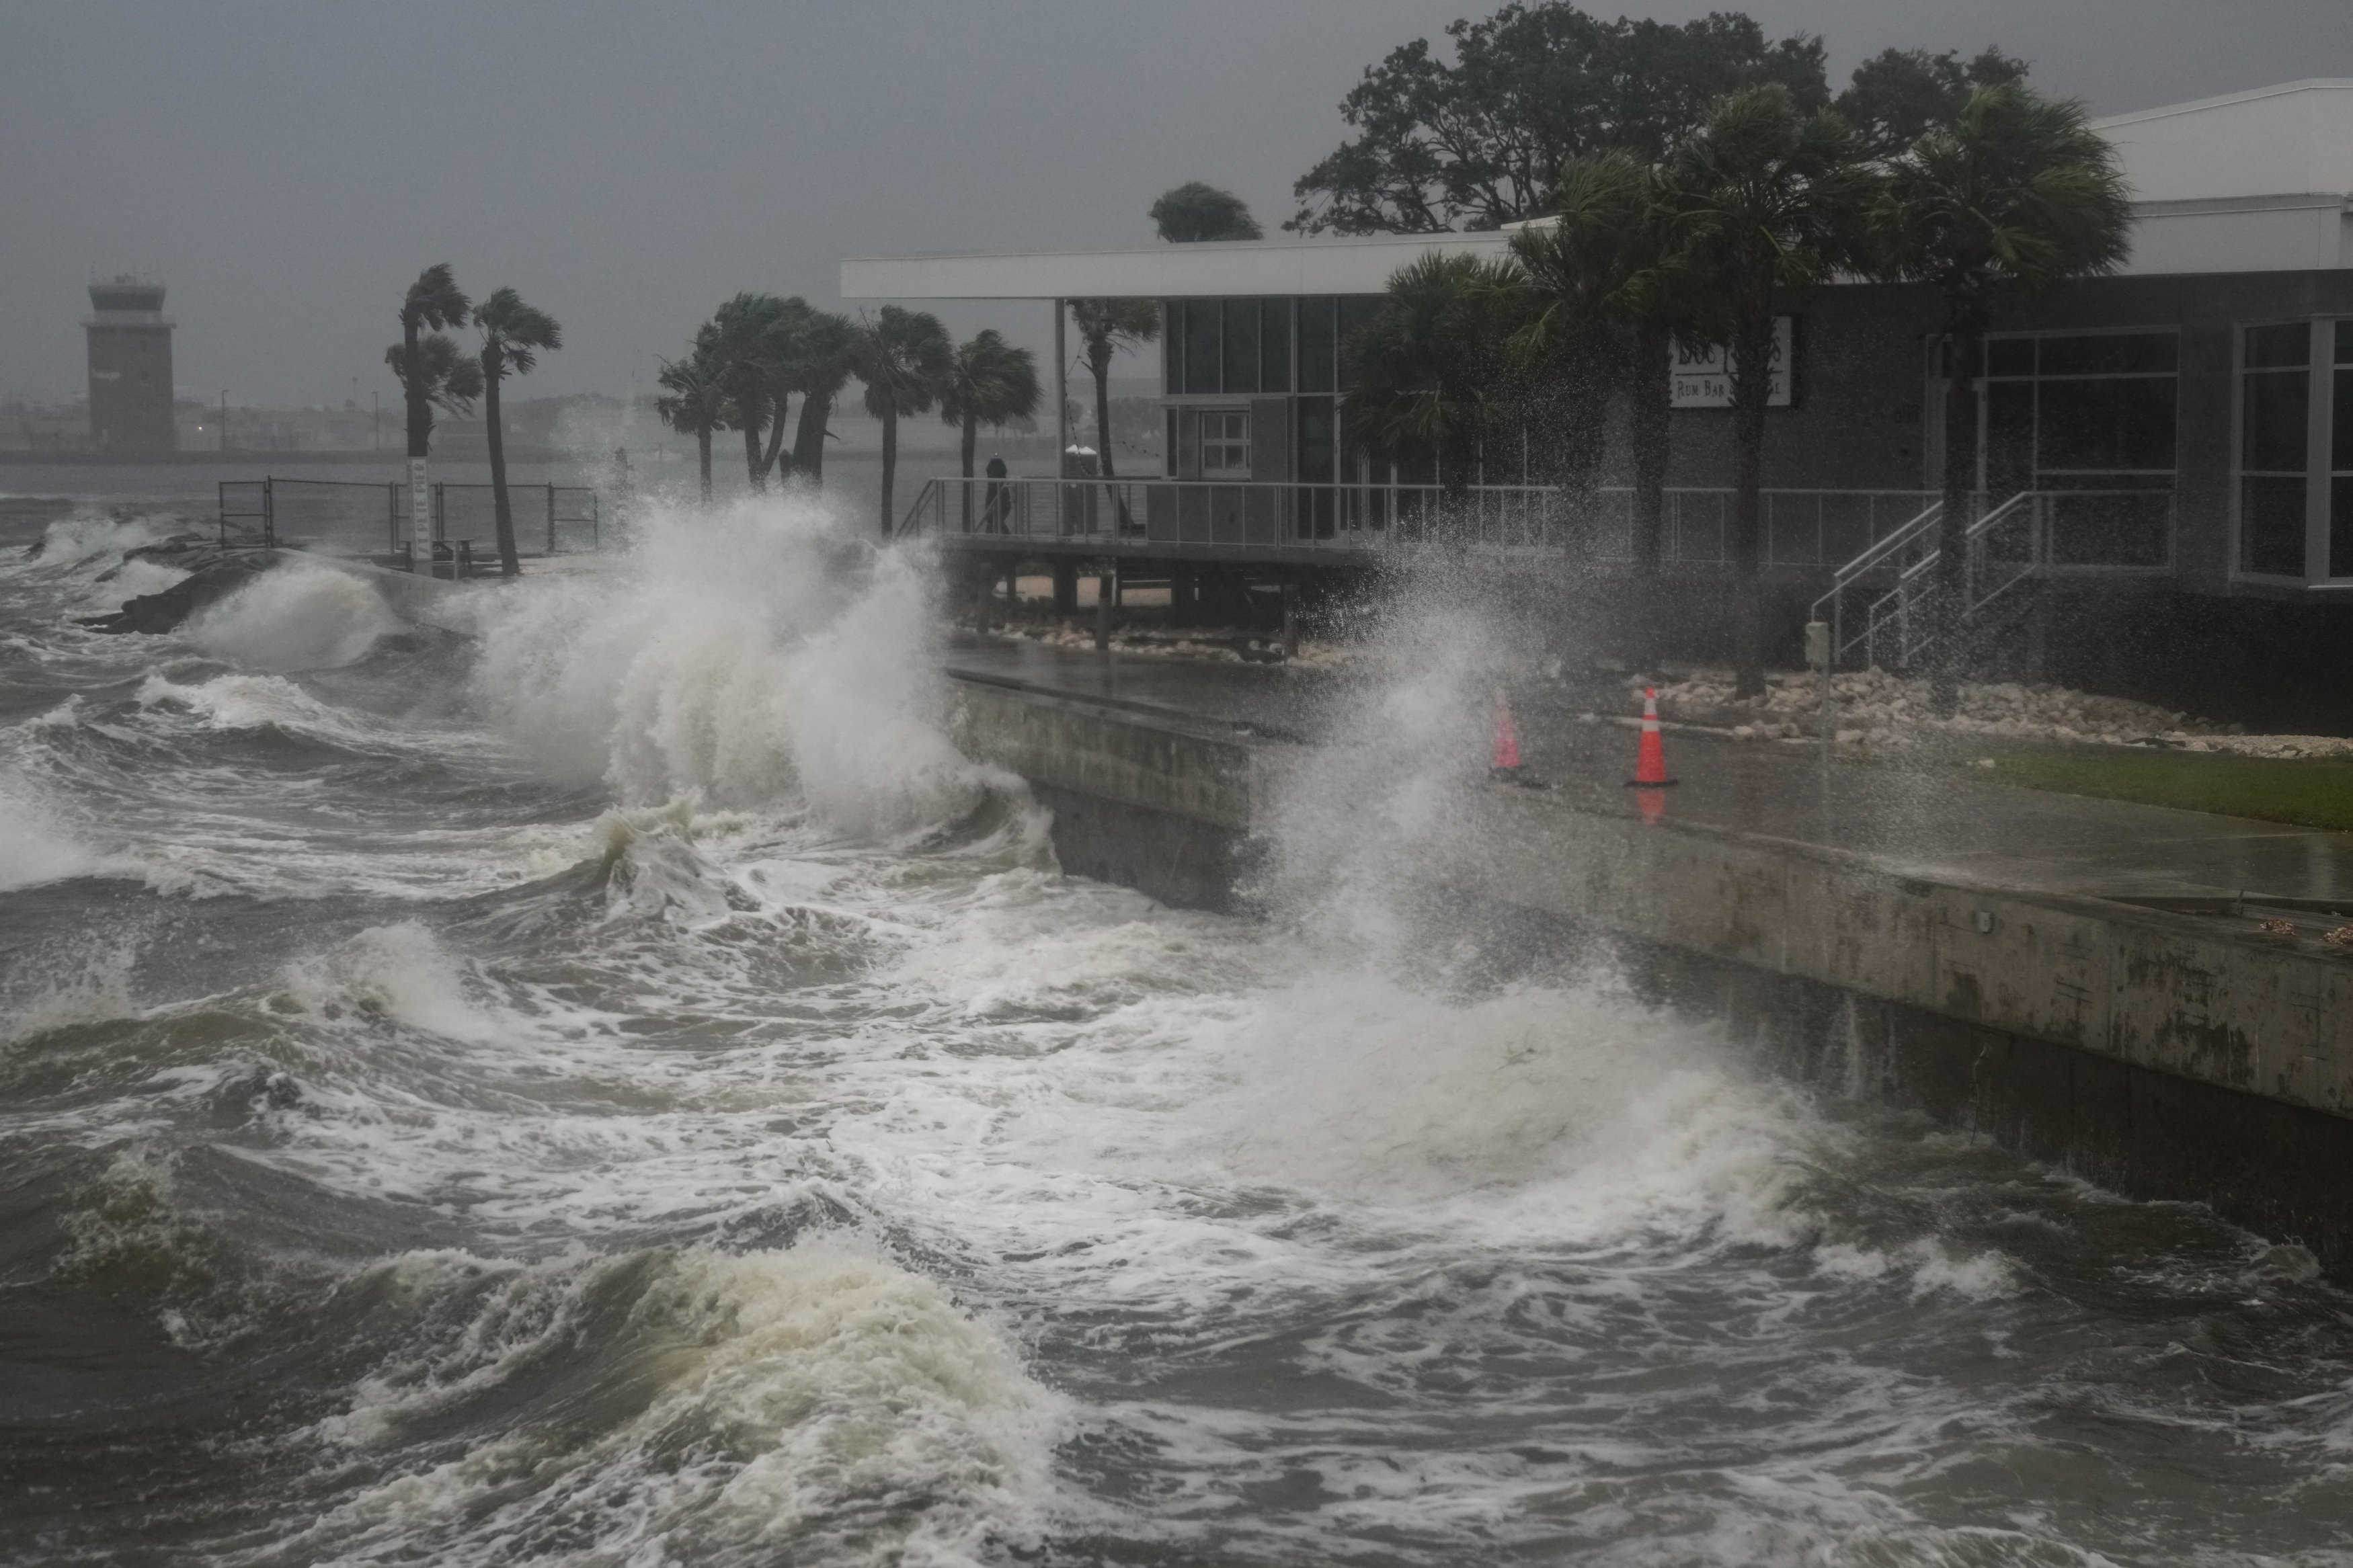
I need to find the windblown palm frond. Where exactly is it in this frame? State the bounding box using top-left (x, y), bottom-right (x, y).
top-left (384, 333), bottom-right (483, 415)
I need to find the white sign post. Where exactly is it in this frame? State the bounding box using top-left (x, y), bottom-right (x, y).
top-left (407, 455), bottom-right (430, 573)
top-left (1671, 317), bottom-right (1794, 409)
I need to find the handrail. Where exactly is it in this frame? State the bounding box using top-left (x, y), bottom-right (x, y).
top-left (896, 474), bottom-right (1942, 567)
top-left (1816, 490), bottom-right (2047, 672)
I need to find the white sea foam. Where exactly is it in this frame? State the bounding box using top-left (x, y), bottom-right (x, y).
top-left (0, 771), bottom-right (100, 891)
top-left (278, 922), bottom-right (490, 1042)
top-left (136, 669), bottom-right (390, 745)
top-left (305, 1237), bottom-right (1067, 1566)
top-left (184, 562), bottom-right (401, 671)
top-left (22, 513), bottom-right (169, 568)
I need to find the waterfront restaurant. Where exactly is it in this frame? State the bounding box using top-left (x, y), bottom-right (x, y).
top-left (844, 80), bottom-right (2353, 714)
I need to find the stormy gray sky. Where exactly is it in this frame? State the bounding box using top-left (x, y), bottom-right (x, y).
top-left (5, 0), bottom-right (2349, 410)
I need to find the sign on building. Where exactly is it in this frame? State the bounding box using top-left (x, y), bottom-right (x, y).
top-left (1671, 317), bottom-right (1794, 408)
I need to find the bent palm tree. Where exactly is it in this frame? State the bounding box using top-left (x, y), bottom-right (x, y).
top-left (850, 306), bottom-right (953, 539)
top-left (1068, 299), bottom-right (1159, 481)
top-left (1671, 85), bottom-right (1877, 696)
top-left (474, 287), bottom-right (563, 576)
top-left (384, 331), bottom-right (482, 565)
top-left (393, 265), bottom-right (469, 567)
top-left (1874, 81), bottom-right (2131, 712)
top-left (707, 292), bottom-right (805, 493)
top-left (940, 330), bottom-right (1040, 530)
top-left (655, 333), bottom-right (729, 504)
top-left (787, 311), bottom-right (856, 487)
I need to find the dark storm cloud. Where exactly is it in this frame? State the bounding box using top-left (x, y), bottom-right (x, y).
top-left (3, 0), bottom-right (2346, 406)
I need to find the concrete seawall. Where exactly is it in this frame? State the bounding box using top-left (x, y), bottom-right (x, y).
top-left (950, 667), bottom-right (2353, 1268)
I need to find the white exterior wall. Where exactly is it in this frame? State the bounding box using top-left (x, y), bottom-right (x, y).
top-left (2095, 81), bottom-right (2353, 204)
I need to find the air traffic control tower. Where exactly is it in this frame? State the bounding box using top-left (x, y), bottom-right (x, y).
top-left (83, 277), bottom-right (175, 454)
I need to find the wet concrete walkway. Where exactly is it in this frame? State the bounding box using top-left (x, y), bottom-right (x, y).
top-left (944, 635), bottom-right (2353, 906)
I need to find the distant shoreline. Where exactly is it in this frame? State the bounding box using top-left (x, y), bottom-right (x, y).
top-left (0, 448), bottom-right (573, 467)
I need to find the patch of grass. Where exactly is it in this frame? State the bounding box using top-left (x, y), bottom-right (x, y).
top-left (1972, 745), bottom-right (2353, 831)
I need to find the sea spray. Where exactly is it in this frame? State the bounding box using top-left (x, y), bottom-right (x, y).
top-left (472, 491), bottom-right (1032, 841)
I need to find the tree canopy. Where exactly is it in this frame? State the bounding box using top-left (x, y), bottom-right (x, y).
top-left (384, 333), bottom-right (482, 417)
top-left (475, 287), bottom-right (562, 381)
top-left (1289, 1), bottom-right (1827, 234)
top-left (1150, 181), bottom-right (1263, 242)
top-left (1835, 46), bottom-right (2030, 157)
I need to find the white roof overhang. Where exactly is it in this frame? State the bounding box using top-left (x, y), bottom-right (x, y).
top-left (840, 230), bottom-right (1515, 301)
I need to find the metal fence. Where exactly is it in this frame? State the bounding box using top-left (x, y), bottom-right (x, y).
top-left (900, 475), bottom-right (1940, 570)
top-left (215, 478), bottom-right (600, 556)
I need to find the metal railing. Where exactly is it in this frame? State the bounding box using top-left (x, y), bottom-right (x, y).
top-left (1811, 489), bottom-right (2176, 670)
top-left (214, 478), bottom-right (600, 556)
top-left (898, 474), bottom-right (1940, 569)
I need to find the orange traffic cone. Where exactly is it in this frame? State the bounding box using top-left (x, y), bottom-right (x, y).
top-left (1628, 686), bottom-right (1676, 788)
top-left (1490, 690), bottom-right (1523, 778)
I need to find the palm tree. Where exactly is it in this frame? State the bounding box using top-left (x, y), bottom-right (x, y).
top-left (396, 264), bottom-right (470, 460)
top-left (787, 311), bottom-right (856, 487)
top-left (1343, 251), bottom-right (1523, 517)
top-left (384, 332), bottom-right (481, 567)
top-left (655, 333), bottom-right (729, 503)
top-left (707, 292), bottom-right (805, 493)
top-left (1874, 81), bottom-right (2132, 711)
top-left (1507, 154), bottom-right (1654, 554)
top-left (850, 306), bottom-right (953, 539)
top-left (1068, 299), bottom-right (1160, 480)
top-left (393, 264), bottom-right (469, 565)
top-left (473, 287), bottom-right (562, 577)
top-left (940, 330), bottom-right (1041, 530)
top-left (1670, 85), bottom-right (1877, 697)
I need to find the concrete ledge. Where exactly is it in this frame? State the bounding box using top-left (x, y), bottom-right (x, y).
top-left (949, 671), bottom-right (2353, 1263)
top-left (1445, 788), bottom-right (2353, 1120)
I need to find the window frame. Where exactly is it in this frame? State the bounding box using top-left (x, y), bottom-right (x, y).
top-left (2229, 318), bottom-right (2347, 586)
top-left (1979, 325), bottom-right (2181, 574)
top-left (1197, 408), bottom-right (1251, 479)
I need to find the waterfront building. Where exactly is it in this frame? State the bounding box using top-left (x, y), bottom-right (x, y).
top-left (844, 79), bottom-right (2353, 720)
top-left (83, 276), bottom-right (175, 454)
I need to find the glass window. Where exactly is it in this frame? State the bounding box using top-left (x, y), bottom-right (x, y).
top-left (2240, 321), bottom-right (2311, 576)
top-left (1182, 300), bottom-right (1222, 396)
top-left (1295, 397), bottom-right (1334, 484)
top-left (1298, 297), bottom-right (1336, 394)
top-left (1164, 302), bottom-right (1183, 396)
top-left (2241, 358), bottom-right (2309, 473)
top-left (2243, 476), bottom-right (2307, 575)
top-left (2335, 321), bottom-right (2353, 575)
top-left (1336, 296), bottom-right (1382, 392)
top-left (2040, 333), bottom-right (2178, 376)
top-left (2040, 378), bottom-right (2177, 472)
top-left (1985, 381), bottom-right (2034, 493)
top-left (2333, 477), bottom-right (2353, 579)
top-left (1981, 331), bottom-right (2178, 559)
top-left (1222, 300), bottom-right (1260, 395)
top-left (1199, 410), bottom-right (1250, 477)
top-left (1164, 407), bottom-right (1179, 479)
top-left (1260, 298), bottom-right (1292, 393)
top-left (1986, 337), bottom-right (2036, 377)
top-left (2247, 322), bottom-right (2311, 369)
